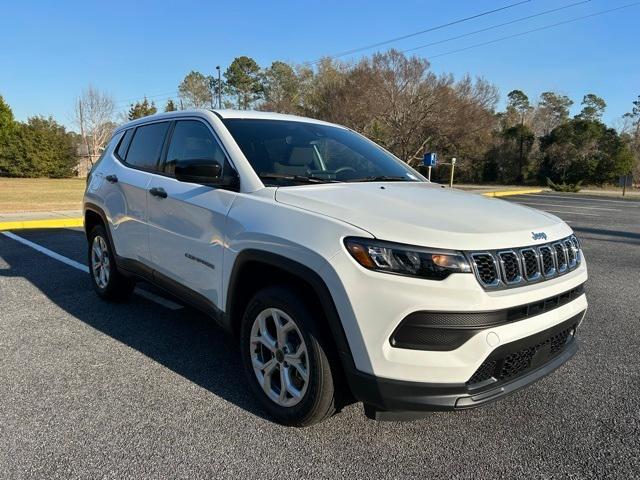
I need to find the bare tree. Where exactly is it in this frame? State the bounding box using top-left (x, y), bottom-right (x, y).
top-left (74, 85), bottom-right (116, 170)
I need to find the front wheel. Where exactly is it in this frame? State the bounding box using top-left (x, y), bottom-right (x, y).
top-left (240, 286), bottom-right (338, 427)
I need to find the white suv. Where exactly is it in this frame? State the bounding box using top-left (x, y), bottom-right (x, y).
top-left (84, 109), bottom-right (588, 426)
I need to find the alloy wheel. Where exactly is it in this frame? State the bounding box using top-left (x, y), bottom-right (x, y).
top-left (249, 308), bottom-right (310, 407)
top-left (91, 235), bottom-right (111, 289)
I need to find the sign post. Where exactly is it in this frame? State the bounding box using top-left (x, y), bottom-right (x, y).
top-left (423, 152), bottom-right (437, 181)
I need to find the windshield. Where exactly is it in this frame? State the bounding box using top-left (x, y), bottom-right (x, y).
top-left (222, 118), bottom-right (424, 185)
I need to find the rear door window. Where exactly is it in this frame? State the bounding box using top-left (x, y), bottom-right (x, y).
top-left (125, 122), bottom-right (170, 171)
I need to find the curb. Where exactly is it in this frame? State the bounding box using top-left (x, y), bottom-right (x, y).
top-left (482, 188), bottom-right (544, 198)
top-left (0, 218), bottom-right (84, 231)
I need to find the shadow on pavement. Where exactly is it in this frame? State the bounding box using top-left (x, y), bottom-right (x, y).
top-left (572, 226), bottom-right (640, 245)
top-left (0, 231), bottom-right (274, 422)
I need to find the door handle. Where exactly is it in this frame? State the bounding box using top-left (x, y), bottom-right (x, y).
top-left (149, 187), bottom-right (167, 199)
top-left (105, 174), bottom-right (118, 183)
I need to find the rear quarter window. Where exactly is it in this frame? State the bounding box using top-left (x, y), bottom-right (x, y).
top-left (124, 122), bottom-right (170, 171)
top-left (115, 129), bottom-right (134, 160)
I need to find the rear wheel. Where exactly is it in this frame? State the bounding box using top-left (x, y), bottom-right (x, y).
top-left (240, 286), bottom-right (338, 427)
top-left (88, 225), bottom-right (134, 301)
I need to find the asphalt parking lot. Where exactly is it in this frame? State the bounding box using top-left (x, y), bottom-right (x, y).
top-left (1, 192), bottom-right (639, 479)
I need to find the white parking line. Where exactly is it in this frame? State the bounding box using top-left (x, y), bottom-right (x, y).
top-left (2, 231), bottom-right (90, 272)
top-left (520, 193), bottom-right (639, 206)
top-left (537, 209), bottom-right (600, 217)
top-left (515, 201), bottom-right (619, 212)
top-left (1, 231), bottom-right (183, 310)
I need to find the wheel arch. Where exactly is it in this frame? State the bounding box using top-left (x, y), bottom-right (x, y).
top-left (225, 249), bottom-right (355, 373)
top-left (84, 203), bottom-right (118, 257)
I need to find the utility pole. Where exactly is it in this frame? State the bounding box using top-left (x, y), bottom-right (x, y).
top-left (209, 76), bottom-right (214, 109)
top-left (216, 65), bottom-right (222, 109)
top-left (449, 158), bottom-right (456, 188)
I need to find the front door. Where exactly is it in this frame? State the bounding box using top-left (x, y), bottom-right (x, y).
top-left (146, 119), bottom-right (236, 309)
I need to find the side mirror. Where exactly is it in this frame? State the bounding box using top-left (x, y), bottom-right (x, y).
top-left (174, 159), bottom-right (239, 191)
top-left (175, 159), bottom-right (222, 184)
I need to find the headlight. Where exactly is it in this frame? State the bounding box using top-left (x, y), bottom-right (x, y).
top-left (344, 237), bottom-right (472, 280)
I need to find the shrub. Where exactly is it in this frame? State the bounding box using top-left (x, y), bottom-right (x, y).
top-left (546, 177), bottom-right (582, 193)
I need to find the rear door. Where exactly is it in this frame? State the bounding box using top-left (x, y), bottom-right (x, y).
top-left (146, 118), bottom-right (237, 309)
top-left (106, 121), bottom-right (170, 263)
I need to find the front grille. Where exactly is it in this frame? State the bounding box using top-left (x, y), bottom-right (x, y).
top-left (467, 359), bottom-right (497, 385)
top-left (470, 253), bottom-right (498, 286)
top-left (469, 235), bottom-right (581, 289)
top-left (520, 248), bottom-right (540, 280)
top-left (554, 243), bottom-right (568, 273)
top-left (498, 251), bottom-right (521, 284)
top-left (564, 239), bottom-right (577, 268)
top-left (389, 283), bottom-right (584, 351)
top-left (467, 322), bottom-right (577, 387)
top-left (539, 246), bottom-right (556, 277)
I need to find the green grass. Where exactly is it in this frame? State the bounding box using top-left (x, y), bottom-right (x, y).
top-left (0, 178), bottom-right (85, 213)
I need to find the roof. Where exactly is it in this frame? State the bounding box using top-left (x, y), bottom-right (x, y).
top-left (114, 108), bottom-right (344, 135)
top-left (213, 109), bottom-right (340, 127)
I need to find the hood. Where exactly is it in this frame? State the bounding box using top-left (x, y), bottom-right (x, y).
top-left (275, 182), bottom-right (572, 250)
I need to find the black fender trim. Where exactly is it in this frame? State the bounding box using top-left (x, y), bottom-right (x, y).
top-left (225, 249), bottom-right (358, 377)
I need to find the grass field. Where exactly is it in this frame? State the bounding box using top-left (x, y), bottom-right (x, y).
top-left (0, 178), bottom-right (85, 213)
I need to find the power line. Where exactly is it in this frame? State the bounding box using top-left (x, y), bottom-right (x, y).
top-left (306, 0), bottom-right (533, 64)
top-left (400, 0), bottom-right (590, 55)
top-left (425, 2), bottom-right (640, 60)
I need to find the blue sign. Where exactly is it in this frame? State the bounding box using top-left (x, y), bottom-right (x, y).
top-left (423, 152), bottom-right (437, 167)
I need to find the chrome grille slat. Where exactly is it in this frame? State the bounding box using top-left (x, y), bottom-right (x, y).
top-left (469, 235), bottom-right (581, 290)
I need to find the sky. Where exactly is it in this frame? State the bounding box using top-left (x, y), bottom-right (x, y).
top-left (1, 0), bottom-right (638, 131)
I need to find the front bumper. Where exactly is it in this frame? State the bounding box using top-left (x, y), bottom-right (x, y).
top-left (346, 313), bottom-right (582, 419)
top-left (328, 249), bottom-right (588, 383)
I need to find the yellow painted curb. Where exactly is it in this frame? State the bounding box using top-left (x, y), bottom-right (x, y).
top-left (482, 188), bottom-right (544, 198)
top-left (0, 218), bottom-right (84, 231)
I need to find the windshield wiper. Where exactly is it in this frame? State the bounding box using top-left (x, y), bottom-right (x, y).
top-left (346, 175), bottom-right (410, 183)
top-left (258, 173), bottom-right (334, 184)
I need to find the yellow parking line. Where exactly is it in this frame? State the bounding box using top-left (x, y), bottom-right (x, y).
top-left (482, 188), bottom-right (544, 198)
top-left (0, 218), bottom-right (84, 231)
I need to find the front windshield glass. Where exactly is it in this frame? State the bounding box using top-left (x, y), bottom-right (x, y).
top-left (222, 118), bottom-right (424, 185)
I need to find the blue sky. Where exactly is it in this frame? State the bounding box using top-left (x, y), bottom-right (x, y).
top-left (1, 0), bottom-right (638, 130)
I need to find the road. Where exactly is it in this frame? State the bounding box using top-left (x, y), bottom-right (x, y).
top-left (0, 192), bottom-right (639, 479)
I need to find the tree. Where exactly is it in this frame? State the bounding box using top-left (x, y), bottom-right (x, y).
top-left (534, 92), bottom-right (573, 136)
top-left (506, 90), bottom-right (532, 125)
top-left (623, 95), bottom-right (640, 140)
top-left (74, 85), bottom-right (116, 167)
top-left (0, 95), bottom-right (14, 138)
top-left (224, 56), bottom-right (264, 109)
top-left (1, 116), bottom-right (77, 177)
top-left (164, 99), bottom-right (177, 112)
top-left (262, 61), bottom-right (303, 113)
top-left (540, 118), bottom-right (631, 185)
top-left (127, 97), bottom-right (157, 120)
top-left (623, 95), bottom-right (640, 180)
top-left (178, 71), bottom-right (213, 108)
top-left (506, 90), bottom-right (533, 182)
top-left (0, 95), bottom-right (17, 176)
top-left (576, 93), bottom-right (606, 122)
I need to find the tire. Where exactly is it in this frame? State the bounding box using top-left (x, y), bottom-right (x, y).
top-left (240, 285), bottom-right (338, 427)
top-left (87, 224), bottom-right (135, 301)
